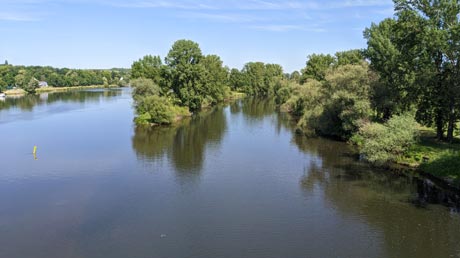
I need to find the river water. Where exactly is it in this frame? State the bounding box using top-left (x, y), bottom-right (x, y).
top-left (0, 88), bottom-right (459, 258)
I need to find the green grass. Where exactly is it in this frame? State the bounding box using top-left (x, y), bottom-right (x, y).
top-left (397, 127), bottom-right (460, 185)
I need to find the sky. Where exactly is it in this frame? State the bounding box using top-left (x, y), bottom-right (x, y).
top-left (0, 0), bottom-right (394, 72)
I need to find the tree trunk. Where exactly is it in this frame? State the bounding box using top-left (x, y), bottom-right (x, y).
top-left (436, 109), bottom-right (444, 141)
top-left (447, 100), bottom-right (456, 143)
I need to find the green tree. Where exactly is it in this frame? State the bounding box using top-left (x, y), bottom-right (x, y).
top-left (165, 39), bottom-right (205, 111)
top-left (14, 69), bottom-right (30, 89)
top-left (366, 0), bottom-right (460, 142)
top-left (300, 54), bottom-right (335, 83)
top-left (23, 77), bottom-right (39, 94)
top-left (335, 49), bottom-right (364, 66)
top-left (131, 55), bottom-right (163, 84)
top-left (290, 71), bottom-right (301, 83)
top-left (131, 78), bottom-right (161, 100)
top-left (201, 54), bottom-right (228, 104)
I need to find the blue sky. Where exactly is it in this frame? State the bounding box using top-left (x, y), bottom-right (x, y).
top-left (0, 0), bottom-right (394, 72)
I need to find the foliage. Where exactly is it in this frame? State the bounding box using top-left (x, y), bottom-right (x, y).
top-left (131, 78), bottom-right (161, 99)
top-left (201, 54), bottom-right (229, 104)
top-left (0, 63), bottom-right (129, 89)
top-left (299, 50), bottom-right (365, 84)
top-left (365, 0), bottom-right (460, 142)
top-left (230, 62), bottom-right (284, 96)
top-left (131, 39), bottom-right (232, 124)
top-left (300, 54), bottom-right (335, 83)
top-left (280, 62), bottom-right (372, 139)
top-left (131, 55), bottom-right (163, 84)
top-left (134, 95), bottom-right (189, 125)
top-left (353, 112), bottom-right (420, 164)
top-left (23, 78), bottom-right (39, 94)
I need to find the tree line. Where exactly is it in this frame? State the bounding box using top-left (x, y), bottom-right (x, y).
top-left (0, 63), bottom-right (130, 93)
top-left (273, 0), bottom-right (460, 164)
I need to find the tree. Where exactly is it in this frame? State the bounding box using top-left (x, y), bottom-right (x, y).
top-left (366, 0), bottom-right (460, 142)
top-left (364, 18), bottom-right (413, 120)
top-left (23, 77), bottom-right (39, 94)
top-left (131, 78), bottom-right (161, 100)
top-left (103, 77), bottom-right (109, 88)
top-left (201, 54), bottom-right (228, 104)
top-left (165, 39), bottom-right (205, 111)
top-left (131, 55), bottom-right (163, 84)
top-left (14, 69), bottom-right (30, 89)
top-left (335, 49), bottom-right (365, 66)
top-left (300, 54), bottom-right (335, 83)
top-left (290, 71), bottom-right (301, 83)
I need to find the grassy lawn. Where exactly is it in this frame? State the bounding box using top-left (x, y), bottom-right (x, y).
top-left (398, 127), bottom-right (460, 184)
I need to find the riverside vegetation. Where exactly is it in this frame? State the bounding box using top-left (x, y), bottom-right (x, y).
top-left (131, 0), bottom-right (460, 185)
top-left (0, 62), bottom-right (130, 94)
top-left (130, 39), bottom-right (283, 125)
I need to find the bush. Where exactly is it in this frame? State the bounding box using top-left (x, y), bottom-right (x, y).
top-left (131, 78), bottom-right (161, 100)
top-left (135, 95), bottom-right (189, 125)
top-left (354, 112), bottom-right (420, 164)
top-left (291, 64), bottom-right (372, 139)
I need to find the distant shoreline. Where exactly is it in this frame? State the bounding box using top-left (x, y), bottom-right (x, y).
top-left (4, 85), bottom-right (121, 96)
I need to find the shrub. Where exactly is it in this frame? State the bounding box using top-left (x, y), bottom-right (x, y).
top-left (131, 78), bottom-right (161, 100)
top-left (135, 95), bottom-right (187, 125)
top-left (354, 112), bottom-right (420, 164)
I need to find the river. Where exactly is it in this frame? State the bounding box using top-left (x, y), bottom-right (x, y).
top-left (0, 88), bottom-right (459, 258)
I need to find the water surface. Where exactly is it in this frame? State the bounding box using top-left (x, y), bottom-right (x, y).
top-left (0, 89), bottom-right (459, 258)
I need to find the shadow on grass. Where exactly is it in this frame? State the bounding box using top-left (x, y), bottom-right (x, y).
top-left (419, 151), bottom-right (460, 185)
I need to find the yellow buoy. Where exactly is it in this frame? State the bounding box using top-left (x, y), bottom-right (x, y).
top-left (33, 146), bottom-right (37, 160)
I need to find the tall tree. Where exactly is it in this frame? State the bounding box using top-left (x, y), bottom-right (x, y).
top-left (165, 39), bottom-right (205, 111)
top-left (394, 0), bottom-right (460, 141)
top-left (300, 54), bottom-right (335, 83)
top-left (131, 55), bottom-right (163, 84)
top-left (201, 54), bottom-right (228, 104)
top-left (364, 18), bottom-right (416, 120)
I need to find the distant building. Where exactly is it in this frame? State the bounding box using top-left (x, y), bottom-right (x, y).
top-left (38, 81), bottom-right (48, 88)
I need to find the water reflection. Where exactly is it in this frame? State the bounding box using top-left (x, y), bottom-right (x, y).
top-left (241, 97), bottom-right (277, 122)
top-left (295, 136), bottom-right (460, 258)
top-left (0, 89), bottom-right (122, 112)
top-left (132, 106), bottom-right (227, 175)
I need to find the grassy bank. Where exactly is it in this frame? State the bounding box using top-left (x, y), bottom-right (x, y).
top-left (3, 88), bottom-right (26, 95)
top-left (36, 85), bottom-right (108, 93)
top-left (397, 128), bottom-right (460, 185)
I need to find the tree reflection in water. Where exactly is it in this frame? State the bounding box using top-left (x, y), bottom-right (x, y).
top-left (132, 105), bottom-right (227, 177)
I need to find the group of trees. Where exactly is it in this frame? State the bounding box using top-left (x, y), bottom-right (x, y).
top-left (271, 0), bottom-right (460, 164)
top-left (131, 40), bottom-right (231, 125)
top-left (364, 0), bottom-right (460, 143)
top-left (275, 50), bottom-right (421, 163)
top-left (229, 62), bottom-right (284, 96)
top-left (276, 52), bottom-right (373, 139)
top-left (0, 62), bottom-right (129, 93)
top-left (131, 39), bottom-right (289, 125)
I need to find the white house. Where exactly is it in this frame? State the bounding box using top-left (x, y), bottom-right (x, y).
top-left (38, 81), bottom-right (48, 88)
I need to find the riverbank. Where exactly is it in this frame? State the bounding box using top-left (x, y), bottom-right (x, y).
top-left (4, 85), bottom-right (120, 96)
top-left (396, 128), bottom-right (460, 187)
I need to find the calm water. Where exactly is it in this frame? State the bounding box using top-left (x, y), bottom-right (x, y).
top-left (0, 88), bottom-right (459, 258)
